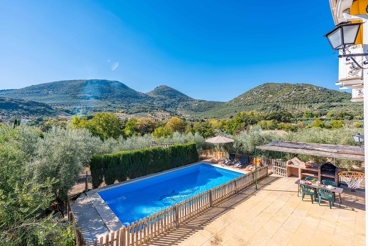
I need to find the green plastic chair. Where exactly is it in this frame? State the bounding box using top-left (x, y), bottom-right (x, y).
top-left (304, 177), bottom-right (317, 195)
top-left (321, 180), bottom-right (336, 187)
top-left (318, 188), bottom-right (334, 209)
top-left (321, 180), bottom-right (336, 202)
top-left (301, 184), bottom-right (314, 203)
top-left (305, 176), bottom-right (314, 181)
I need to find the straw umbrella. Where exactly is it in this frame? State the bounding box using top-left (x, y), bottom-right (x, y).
top-left (205, 136), bottom-right (234, 160)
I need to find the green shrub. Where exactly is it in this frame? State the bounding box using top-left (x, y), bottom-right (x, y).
top-left (90, 143), bottom-right (198, 186)
top-left (90, 155), bottom-right (104, 188)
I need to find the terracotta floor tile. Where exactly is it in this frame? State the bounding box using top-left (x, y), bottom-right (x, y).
top-left (138, 175), bottom-right (366, 246)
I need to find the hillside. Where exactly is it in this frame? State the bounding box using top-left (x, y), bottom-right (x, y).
top-left (0, 80), bottom-right (221, 115)
top-left (193, 83), bottom-right (361, 118)
top-left (0, 81), bottom-right (361, 119)
top-left (147, 85), bottom-right (193, 101)
top-left (146, 85), bottom-right (222, 114)
top-left (229, 83), bottom-right (351, 105)
top-left (0, 97), bottom-right (59, 120)
top-left (0, 80), bottom-right (151, 108)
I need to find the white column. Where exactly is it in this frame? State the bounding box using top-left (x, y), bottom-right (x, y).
top-left (363, 20), bottom-right (368, 233)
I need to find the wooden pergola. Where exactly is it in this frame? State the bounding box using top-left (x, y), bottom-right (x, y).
top-left (256, 141), bottom-right (364, 162)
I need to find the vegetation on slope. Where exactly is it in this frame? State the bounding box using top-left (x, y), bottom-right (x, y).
top-left (0, 97), bottom-right (59, 119)
top-left (0, 81), bottom-right (362, 120)
top-left (229, 83), bottom-right (351, 105)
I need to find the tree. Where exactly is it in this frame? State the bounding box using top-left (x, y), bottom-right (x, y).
top-left (225, 113), bottom-right (245, 135)
top-left (27, 127), bottom-right (101, 200)
top-left (232, 129), bottom-right (279, 155)
top-left (152, 126), bottom-right (173, 138)
top-left (166, 117), bottom-right (185, 132)
top-left (312, 119), bottom-right (325, 128)
top-left (123, 118), bottom-right (139, 137)
top-left (70, 115), bottom-right (88, 129)
top-left (278, 122), bottom-right (297, 132)
top-left (88, 112), bottom-right (122, 140)
top-left (257, 120), bottom-right (277, 130)
top-left (353, 122), bottom-right (363, 128)
top-left (40, 118), bottom-right (68, 132)
top-left (330, 120), bottom-right (343, 129)
top-left (296, 121), bottom-right (306, 129)
top-left (70, 113), bottom-right (122, 140)
top-left (313, 111), bottom-right (321, 118)
top-left (0, 125), bottom-right (74, 245)
top-left (266, 110), bottom-right (292, 123)
top-left (136, 118), bottom-right (157, 135)
top-left (303, 109), bottom-right (313, 119)
top-left (193, 121), bottom-right (215, 138)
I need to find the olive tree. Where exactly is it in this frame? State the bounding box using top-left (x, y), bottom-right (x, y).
top-left (0, 125), bottom-right (74, 245)
top-left (26, 126), bottom-right (101, 200)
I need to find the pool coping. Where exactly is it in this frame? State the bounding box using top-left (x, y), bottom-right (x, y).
top-left (78, 161), bottom-right (247, 241)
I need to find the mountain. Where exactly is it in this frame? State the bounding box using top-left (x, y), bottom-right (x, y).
top-left (0, 97), bottom-right (59, 120)
top-left (147, 85), bottom-right (193, 101)
top-left (146, 85), bottom-right (222, 114)
top-left (228, 83), bottom-right (351, 105)
top-left (0, 80), bottom-right (221, 115)
top-left (193, 83), bottom-right (360, 118)
top-left (0, 81), bottom-right (360, 119)
top-left (0, 80), bottom-right (150, 107)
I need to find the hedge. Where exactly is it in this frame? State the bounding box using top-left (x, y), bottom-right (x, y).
top-left (90, 142), bottom-right (199, 188)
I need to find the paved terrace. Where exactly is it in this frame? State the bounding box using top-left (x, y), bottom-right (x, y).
top-left (143, 175), bottom-right (366, 246)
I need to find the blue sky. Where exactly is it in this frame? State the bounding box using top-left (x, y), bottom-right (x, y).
top-left (0, 0), bottom-right (338, 101)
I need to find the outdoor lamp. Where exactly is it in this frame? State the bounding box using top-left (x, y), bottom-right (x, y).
top-left (353, 133), bottom-right (364, 147)
top-left (325, 22), bottom-right (368, 70)
top-left (325, 22), bottom-right (362, 50)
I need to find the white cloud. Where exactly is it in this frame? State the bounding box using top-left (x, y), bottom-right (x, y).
top-left (111, 62), bottom-right (119, 71)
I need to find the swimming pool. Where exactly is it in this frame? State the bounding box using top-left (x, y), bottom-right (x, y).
top-left (98, 163), bottom-right (242, 224)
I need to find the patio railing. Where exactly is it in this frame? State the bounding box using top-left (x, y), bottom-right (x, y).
top-left (84, 165), bottom-right (269, 246)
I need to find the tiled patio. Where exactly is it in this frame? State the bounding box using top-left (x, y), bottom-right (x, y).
top-left (143, 175), bottom-right (366, 246)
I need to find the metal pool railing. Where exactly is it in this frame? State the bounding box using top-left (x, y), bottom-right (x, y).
top-left (85, 165), bottom-right (269, 246)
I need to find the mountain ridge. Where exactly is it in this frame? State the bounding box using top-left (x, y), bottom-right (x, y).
top-left (0, 80), bottom-right (359, 119)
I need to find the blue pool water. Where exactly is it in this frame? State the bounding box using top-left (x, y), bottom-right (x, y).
top-left (98, 163), bottom-right (242, 224)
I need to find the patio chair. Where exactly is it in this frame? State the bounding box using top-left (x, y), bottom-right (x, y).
top-left (322, 180), bottom-right (337, 202)
top-left (301, 184), bottom-right (314, 204)
top-left (235, 155), bottom-right (248, 168)
top-left (224, 153), bottom-right (236, 166)
top-left (318, 188), bottom-right (334, 209)
top-left (321, 180), bottom-right (336, 187)
top-left (304, 176), bottom-right (315, 181)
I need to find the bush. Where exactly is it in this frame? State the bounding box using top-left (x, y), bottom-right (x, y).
top-left (330, 120), bottom-right (343, 129)
top-left (90, 155), bottom-right (105, 188)
top-left (90, 143), bottom-right (198, 186)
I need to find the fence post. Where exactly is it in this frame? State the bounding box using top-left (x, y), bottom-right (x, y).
top-left (85, 171), bottom-right (88, 192)
top-left (209, 190), bottom-right (213, 207)
top-left (68, 211), bottom-right (72, 222)
top-left (175, 204), bottom-right (179, 228)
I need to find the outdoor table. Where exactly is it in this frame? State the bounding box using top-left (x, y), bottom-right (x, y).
top-left (295, 179), bottom-right (343, 205)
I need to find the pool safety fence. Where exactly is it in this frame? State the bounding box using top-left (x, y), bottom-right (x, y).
top-left (82, 165), bottom-right (268, 246)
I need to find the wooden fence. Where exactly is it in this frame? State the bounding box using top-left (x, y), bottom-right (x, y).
top-left (84, 165), bottom-right (269, 246)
